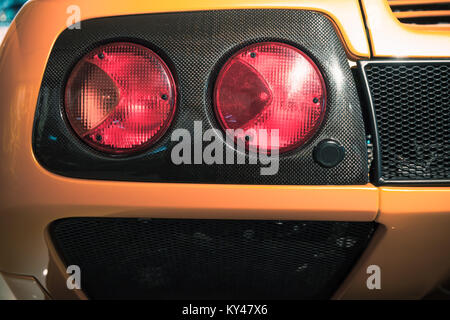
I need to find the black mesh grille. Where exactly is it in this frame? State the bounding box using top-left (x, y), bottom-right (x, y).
top-left (50, 218), bottom-right (376, 300)
top-left (362, 61), bottom-right (450, 184)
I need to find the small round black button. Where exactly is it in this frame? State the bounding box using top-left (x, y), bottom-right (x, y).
top-left (313, 139), bottom-right (345, 168)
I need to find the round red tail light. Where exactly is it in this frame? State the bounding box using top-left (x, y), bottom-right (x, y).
top-left (214, 42), bottom-right (326, 153)
top-left (65, 42), bottom-right (176, 155)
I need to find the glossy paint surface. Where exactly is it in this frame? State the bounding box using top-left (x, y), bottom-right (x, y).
top-left (361, 0), bottom-right (450, 57)
top-left (0, 0), bottom-right (449, 299)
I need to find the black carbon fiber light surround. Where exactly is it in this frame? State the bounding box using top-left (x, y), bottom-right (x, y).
top-left (50, 218), bottom-right (377, 299)
top-left (360, 60), bottom-right (449, 185)
top-left (33, 10), bottom-right (368, 184)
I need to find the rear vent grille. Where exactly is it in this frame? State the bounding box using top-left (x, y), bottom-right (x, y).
top-left (361, 60), bottom-right (450, 185)
top-left (388, 0), bottom-right (450, 25)
top-left (50, 218), bottom-right (377, 300)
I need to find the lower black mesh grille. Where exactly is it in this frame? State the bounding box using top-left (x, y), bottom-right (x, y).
top-left (50, 218), bottom-right (376, 300)
top-left (361, 61), bottom-right (450, 184)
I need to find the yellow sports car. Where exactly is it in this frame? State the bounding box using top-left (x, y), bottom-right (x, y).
top-left (0, 0), bottom-right (449, 300)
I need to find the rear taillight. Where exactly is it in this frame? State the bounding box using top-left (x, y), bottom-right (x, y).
top-left (214, 42), bottom-right (326, 153)
top-left (65, 42), bottom-right (176, 155)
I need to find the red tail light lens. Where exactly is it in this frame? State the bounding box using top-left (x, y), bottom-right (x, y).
top-left (214, 42), bottom-right (326, 153)
top-left (65, 42), bottom-right (176, 155)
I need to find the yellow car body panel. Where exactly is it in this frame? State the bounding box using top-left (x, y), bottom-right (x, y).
top-left (361, 0), bottom-right (450, 57)
top-left (0, 0), bottom-right (449, 299)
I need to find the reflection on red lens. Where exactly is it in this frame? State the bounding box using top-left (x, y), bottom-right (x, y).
top-left (214, 42), bottom-right (326, 153)
top-left (65, 42), bottom-right (176, 154)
